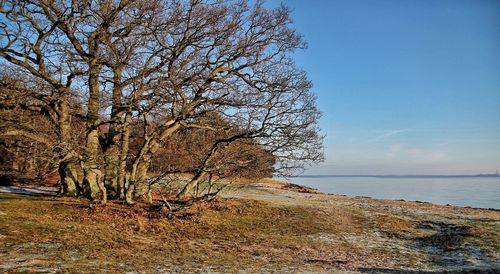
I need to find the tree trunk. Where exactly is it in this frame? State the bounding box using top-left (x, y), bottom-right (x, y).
top-left (131, 154), bottom-right (151, 199)
top-left (82, 65), bottom-right (102, 201)
top-left (177, 171), bottom-right (206, 198)
top-left (117, 111), bottom-right (131, 199)
top-left (129, 121), bottom-right (182, 201)
top-left (104, 147), bottom-right (119, 198)
top-left (58, 161), bottom-right (79, 196)
top-left (57, 91), bottom-right (80, 196)
top-left (103, 67), bottom-right (123, 198)
top-left (82, 129), bottom-right (101, 200)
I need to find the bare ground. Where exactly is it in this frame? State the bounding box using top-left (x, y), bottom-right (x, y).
top-left (0, 180), bottom-right (499, 273)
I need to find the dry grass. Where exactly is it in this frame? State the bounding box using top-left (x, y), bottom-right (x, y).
top-left (1, 188), bottom-right (499, 273)
top-left (0, 194), bottom-right (371, 272)
top-left (375, 214), bottom-right (415, 232)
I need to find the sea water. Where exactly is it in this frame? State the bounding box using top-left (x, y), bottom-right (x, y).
top-left (290, 176), bottom-right (500, 209)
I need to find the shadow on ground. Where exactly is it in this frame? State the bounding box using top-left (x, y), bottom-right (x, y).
top-left (361, 220), bottom-right (499, 273)
top-left (415, 221), bottom-right (496, 268)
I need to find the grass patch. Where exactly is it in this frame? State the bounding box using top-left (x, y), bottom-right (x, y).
top-left (0, 194), bottom-right (366, 272)
top-left (1, 191), bottom-right (498, 272)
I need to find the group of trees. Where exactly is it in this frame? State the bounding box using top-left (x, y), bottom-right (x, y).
top-left (0, 0), bottom-right (323, 204)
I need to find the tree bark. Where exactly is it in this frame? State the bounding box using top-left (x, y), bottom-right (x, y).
top-left (177, 171), bottom-right (206, 198)
top-left (58, 161), bottom-right (79, 196)
top-left (82, 65), bottom-right (102, 201)
top-left (131, 155), bottom-right (151, 198)
top-left (129, 120), bottom-right (182, 200)
top-left (104, 146), bottom-right (119, 198)
top-left (82, 130), bottom-right (101, 200)
top-left (57, 90), bottom-right (80, 196)
top-left (103, 68), bottom-right (123, 198)
top-left (117, 111), bottom-right (131, 199)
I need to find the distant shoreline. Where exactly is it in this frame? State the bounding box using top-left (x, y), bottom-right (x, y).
top-left (294, 174), bottom-right (500, 178)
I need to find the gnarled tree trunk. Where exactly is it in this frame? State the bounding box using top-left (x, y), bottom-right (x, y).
top-left (103, 67), bottom-right (124, 198)
top-left (118, 111), bottom-right (131, 199)
top-left (82, 65), bottom-right (103, 201)
top-left (59, 161), bottom-right (79, 196)
top-left (57, 91), bottom-right (80, 196)
top-left (82, 130), bottom-right (102, 200)
top-left (104, 146), bottom-right (119, 198)
top-left (131, 154), bottom-right (151, 199)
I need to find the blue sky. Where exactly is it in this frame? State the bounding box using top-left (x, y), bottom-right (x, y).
top-left (266, 0), bottom-right (500, 175)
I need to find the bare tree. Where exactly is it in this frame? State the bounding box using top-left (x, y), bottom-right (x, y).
top-left (96, 0), bottom-right (167, 199)
top-left (127, 0), bottom-right (323, 199)
top-left (1, 0), bottom-right (323, 204)
top-left (1, 0), bottom-right (167, 201)
top-left (0, 2), bottom-right (83, 195)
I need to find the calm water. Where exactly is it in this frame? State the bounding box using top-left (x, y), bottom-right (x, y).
top-left (289, 176), bottom-right (500, 209)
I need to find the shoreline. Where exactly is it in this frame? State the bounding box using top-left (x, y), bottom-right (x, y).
top-left (284, 176), bottom-right (500, 210)
top-left (243, 178), bottom-right (500, 211)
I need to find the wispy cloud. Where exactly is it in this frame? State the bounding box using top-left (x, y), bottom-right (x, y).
top-left (386, 143), bottom-right (448, 162)
top-left (362, 129), bottom-right (410, 144)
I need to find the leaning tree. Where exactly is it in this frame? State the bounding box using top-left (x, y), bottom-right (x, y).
top-left (122, 0), bottom-right (324, 201)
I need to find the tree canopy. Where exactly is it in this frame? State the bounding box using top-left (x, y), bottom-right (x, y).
top-left (0, 0), bottom-right (323, 203)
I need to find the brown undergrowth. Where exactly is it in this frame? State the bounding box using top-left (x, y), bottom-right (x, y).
top-left (0, 188), bottom-right (498, 273)
top-left (0, 193), bottom-right (367, 272)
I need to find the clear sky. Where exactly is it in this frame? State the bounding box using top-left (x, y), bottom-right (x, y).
top-left (266, 0), bottom-right (500, 175)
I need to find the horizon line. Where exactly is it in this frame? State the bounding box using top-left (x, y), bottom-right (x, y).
top-left (293, 173), bottom-right (500, 178)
